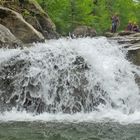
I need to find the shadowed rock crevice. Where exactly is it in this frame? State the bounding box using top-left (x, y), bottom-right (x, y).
top-left (0, 24), bottom-right (22, 48)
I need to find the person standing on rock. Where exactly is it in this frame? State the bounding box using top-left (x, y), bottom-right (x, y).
top-left (111, 14), bottom-right (120, 33)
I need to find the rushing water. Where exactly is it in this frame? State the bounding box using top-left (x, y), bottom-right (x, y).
top-left (0, 37), bottom-right (140, 139)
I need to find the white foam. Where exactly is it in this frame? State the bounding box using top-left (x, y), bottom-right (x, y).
top-left (1, 109), bottom-right (140, 124)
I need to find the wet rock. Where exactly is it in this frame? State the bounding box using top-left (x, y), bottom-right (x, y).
top-left (104, 32), bottom-right (116, 37)
top-left (111, 32), bottom-right (140, 66)
top-left (0, 52), bottom-right (107, 114)
top-left (73, 56), bottom-right (89, 71)
top-left (111, 32), bottom-right (140, 45)
top-left (127, 48), bottom-right (140, 66)
top-left (22, 92), bottom-right (46, 114)
top-left (118, 31), bottom-right (136, 36)
top-left (0, 52), bottom-right (46, 114)
top-left (0, 56), bottom-right (30, 111)
top-left (72, 26), bottom-right (96, 38)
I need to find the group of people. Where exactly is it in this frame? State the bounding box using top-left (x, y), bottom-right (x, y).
top-left (110, 13), bottom-right (140, 33)
top-left (126, 21), bottom-right (140, 32)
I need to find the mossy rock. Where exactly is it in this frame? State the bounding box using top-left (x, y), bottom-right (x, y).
top-left (0, 0), bottom-right (59, 39)
top-left (0, 6), bottom-right (44, 43)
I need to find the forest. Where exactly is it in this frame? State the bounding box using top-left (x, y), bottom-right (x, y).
top-left (36, 0), bottom-right (140, 35)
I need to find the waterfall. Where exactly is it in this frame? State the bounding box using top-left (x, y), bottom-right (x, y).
top-left (0, 37), bottom-right (140, 123)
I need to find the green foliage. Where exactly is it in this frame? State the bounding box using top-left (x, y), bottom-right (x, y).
top-left (36, 0), bottom-right (140, 35)
top-left (22, 9), bottom-right (30, 17)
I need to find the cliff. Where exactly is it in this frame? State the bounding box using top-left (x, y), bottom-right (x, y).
top-left (0, 0), bottom-right (59, 48)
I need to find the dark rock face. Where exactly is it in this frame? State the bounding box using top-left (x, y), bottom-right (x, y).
top-left (0, 55), bottom-right (29, 112)
top-left (72, 26), bottom-right (96, 38)
top-left (0, 24), bottom-right (22, 48)
top-left (0, 53), bottom-right (46, 113)
top-left (127, 48), bottom-right (140, 66)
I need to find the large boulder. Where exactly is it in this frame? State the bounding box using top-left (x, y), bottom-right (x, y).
top-left (0, 6), bottom-right (45, 43)
top-left (72, 26), bottom-right (96, 38)
top-left (0, 53), bottom-right (46, 113)
top-left (118, 31), bottom-right (136, 36)
top-left (0, 24), bottom-right (22, 48)
top-left (127, 47), bottom-right (140, 66)
top-left (0, 51), bottom-right (107, 114)
top-left (0, 0), bottom-right (59, 39)
top-left (104, 32), bottom-right (118, 37)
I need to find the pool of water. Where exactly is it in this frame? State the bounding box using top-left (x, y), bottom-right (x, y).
top-left (0, 122), bottom-right (140, 140)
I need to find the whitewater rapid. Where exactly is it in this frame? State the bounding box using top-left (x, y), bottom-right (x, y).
top-left (0, 37), bottom-right (140, 123)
